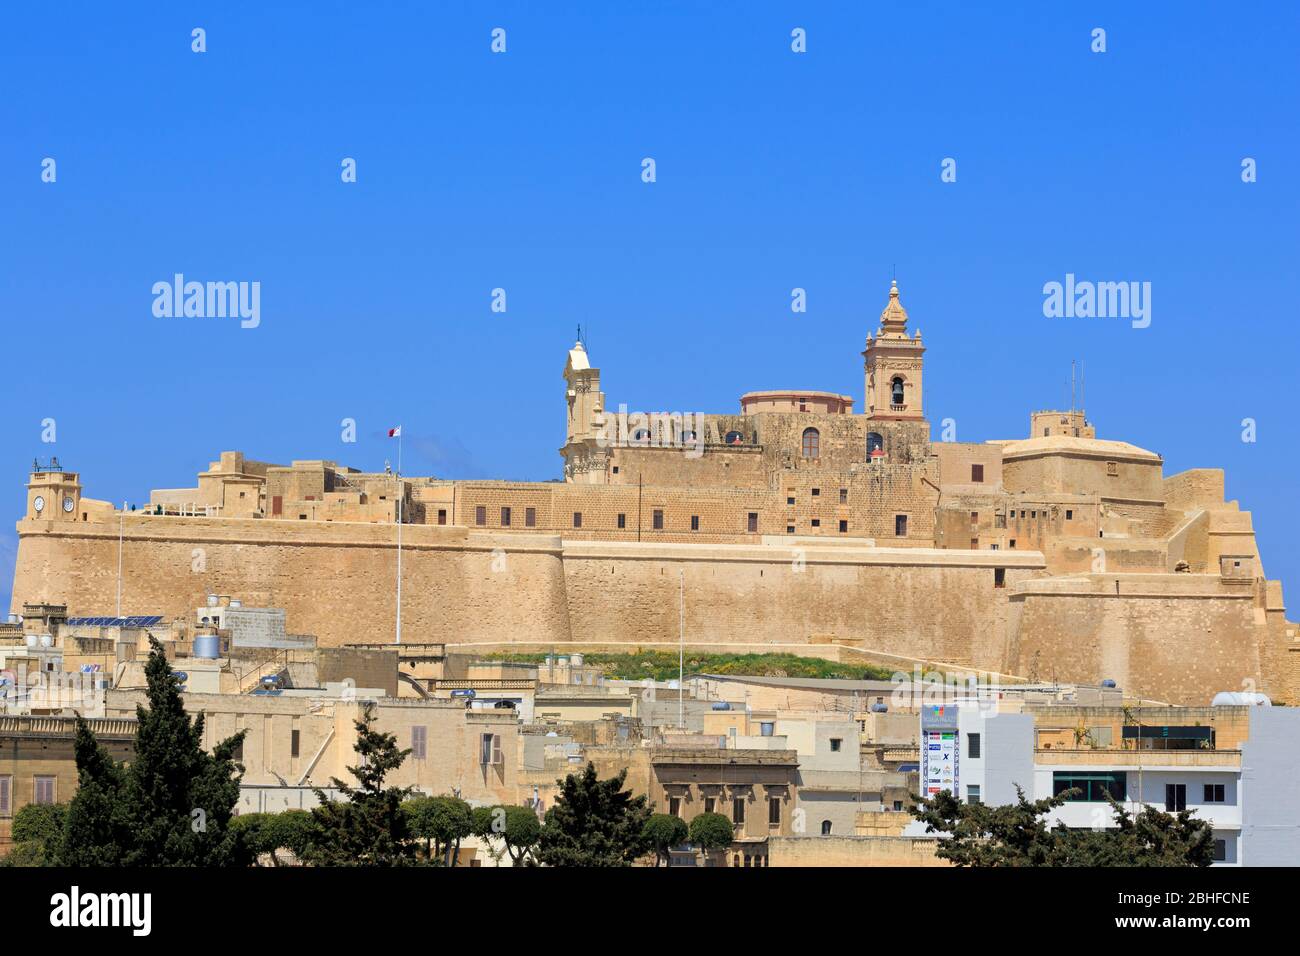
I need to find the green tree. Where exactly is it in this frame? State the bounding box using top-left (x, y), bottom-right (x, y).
top-left (0, 803), bottom-right (67, 866)
top-left (910, 787), bottom-right (1214, 867)
top-left (688, 811), bottom-right (734, 865)
top-left (642, 813), bottom-right (688, 867)
top-left (538, 763), bottom-right (651, 867)
top-left (45, 639), bottom-right (247, 866)
top-left (55, 717), bottom-right (130, 866)
top-left (304, 702), bottom-right (416, 866)
top-left (231, 809), bottom-right (315, 866)
top-left (404, 795), bottom-right (472, 866)
top-left (472, 805), bottom-right (542, 866)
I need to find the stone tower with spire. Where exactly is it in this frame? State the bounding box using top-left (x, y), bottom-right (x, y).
top-left (560, 338), bottom-right (610, 483)
top-left (863, 280), bottom-right (925, 422)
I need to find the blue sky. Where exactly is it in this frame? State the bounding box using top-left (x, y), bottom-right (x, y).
top-left (2, 2), bottom-right (1297, 610)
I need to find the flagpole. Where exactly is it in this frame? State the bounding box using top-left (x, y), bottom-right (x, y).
top-left (396, 428), bottom-right (403, 646)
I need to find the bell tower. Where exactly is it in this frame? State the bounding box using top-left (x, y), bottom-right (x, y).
top-left (863, 280), bottom-right (925, 421)
top-left (560, 337), bottom-right (610, 483)
top-left (26, 459), bottom-right (82, 521)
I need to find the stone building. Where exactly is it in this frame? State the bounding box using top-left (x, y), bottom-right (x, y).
top-left (10, 282), bottom-right (1297, 706)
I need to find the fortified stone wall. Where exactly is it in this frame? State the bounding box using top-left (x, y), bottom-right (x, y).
top-left (11, 516), bottom-right (1289, 706)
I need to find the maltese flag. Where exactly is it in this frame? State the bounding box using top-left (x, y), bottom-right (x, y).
top-left (388, 426), bottom-right (402, 438)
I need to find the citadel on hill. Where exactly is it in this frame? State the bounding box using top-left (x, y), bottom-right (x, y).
top-left (12, 283), bottom-right (1296, 707)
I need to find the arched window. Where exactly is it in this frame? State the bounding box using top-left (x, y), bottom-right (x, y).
top-left (801, 427), bottom-right (820, 459)
top-left (866, 432), bottom-right (884, 455)
top-left (891, 377), bottom-right (905, 406)
top-left (821, 820), bottom-right (832, 836)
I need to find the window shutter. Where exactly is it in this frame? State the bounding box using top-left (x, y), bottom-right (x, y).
top-left (0, 776), bottom-right (10, 816)
top-left (491, 734), bottom-right (503, 766)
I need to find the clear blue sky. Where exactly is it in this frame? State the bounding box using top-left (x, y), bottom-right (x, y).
top-left (2, 2), bottom-right (1297, 611)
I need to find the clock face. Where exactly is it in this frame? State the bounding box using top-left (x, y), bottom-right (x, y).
top-left (62, 496), bottom-right (75, 513)
top-left (33, 495), bottom-right (44, 513)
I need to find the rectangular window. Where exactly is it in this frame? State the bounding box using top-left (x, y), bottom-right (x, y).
top-left (617, 513), bottom-right (626, 529)
top-left (733, 796), bottom-right (746, 824)
top-left (1204, 783), bottom-right (1226, 803)
top-left (968, 733), bottom-right (981, 758)
top-left (480, 733), bottom-right (503, 766)
top-left (786, 526), bottom-right (795, 534)
top-left (291, 729), bottom-right (301, 759)
top-left (1009, 539), bottom-right (1016, 549)
top-left (669, 796), bottom-right (681, 817)
top-left (1165, 783), bottom-right (1187, 812)
top-left (1107, 461), bottom-right (1119, 476)
top-left (411, 725), bottom-right (427, 760)
top-left (572, 512), bottom-right (582, 529)
top-left (970, 511), bottom-right (979, 525)
top-left (829, 738), bottom-right (842, 752)
top-left (500, 506), bottom-right (511, 527)
top-left (0, 775), bottom-right (10, 817)
top-left (967, 785), bottom-right (981, 805)
top-left (994, 568), bottom-right (1006, 588)
top-left (1053, 772), bottom-right (1127, 802)
top-left (970, 538), bottom-right (979, 549)
top-left (747, 512), bottom-right (758, 533)
top-left (475, 506), bottom-right (486, 526)
top-left (768, 797), bottom-right (781, 826)
top-left (272, 495), bottom-right (283, 516)
top-left (1010, 510), bottom-right (1016, 518)
top-left (971, 464), bottom-right (984, 483)
top-left (704, 796), bottom-right (716, 814)
top-left (691, 515), bottom-right (699, 531)
top-left (1213, 839), bottom-right (1227, 862)
top-left (525, 507), bottom-right (536, 528)
top-left (895, 514), bottom-right (908, 537)
top-left (653, 510), bottom-right (664, 530)
top-left (786, 496), bottom-right (795, 505)
top-left (1065, 509), bottom-right (1074, 520)
top-left (839, 488), bottom-right (848, 504)
top-left (839, 520), bottom-right (848, 533)
top-left (810, 518), bottom-right (820, 528)
top-left (34, 776), bottom-right (56, 805)
top-left (811, 488), bottom-right (820, 497)
top-left (437, 509), bottom-right (447, 526)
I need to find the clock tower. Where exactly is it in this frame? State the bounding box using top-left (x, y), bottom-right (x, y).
top-left (26, 460), bottom-right (82, 521)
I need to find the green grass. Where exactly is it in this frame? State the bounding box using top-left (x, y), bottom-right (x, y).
top-left (485, 650), bottom-right (894, 682)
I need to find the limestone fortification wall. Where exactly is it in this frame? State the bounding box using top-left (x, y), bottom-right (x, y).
top-left (11, 515), bottom-right (1288, 705)
top-left (1008, 574), bottom-right (1280, 705)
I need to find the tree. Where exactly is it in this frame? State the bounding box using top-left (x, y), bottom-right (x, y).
top-left (642, 813), bottom-right (688, 867)
top-left (1, 803), bottom-right (67, 866)
top-left (472, 805), bottom-right (542, 866)
top-left (404, 795), bottom-right (472, 866)
top-left (910, 787), bottom-right (1214, 867)
top-left (47, 639), bottom-right (248, 867)
top-left (537, 763), bottom-right (651, 867)
top-left (231, 809), bottom-right (315, 866)
top-left (55, 717), bottom-right (130, 866)
top-left (688, 812), bottom-right (734, 865)
top-left (304, 702), bottom-right (417, 866)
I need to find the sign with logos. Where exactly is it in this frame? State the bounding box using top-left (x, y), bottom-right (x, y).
top-left (921, 705), bottom-right (960, 798)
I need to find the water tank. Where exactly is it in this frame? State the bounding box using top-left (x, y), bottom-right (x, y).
top-left (24, 634), bottom-right (37, 648)
top-left (711, 702), bottom-right (732, 711)
top-left (571, 653), bottom-right (584, 667)
top-left (38, 633), bottom-right (53, 648)
top-left (1211, 691), bottom-right (1271, 707)
top-left (1100, 679), bottom-right (1117, 688)
top-left (206, 594), bottom-right (219, 607)
top-left (869, 702), bottom-right (888, 713)
top-left (193, 635), bottom-right (221, 659)
top-left (229, 600), bottom-right (242, 608)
